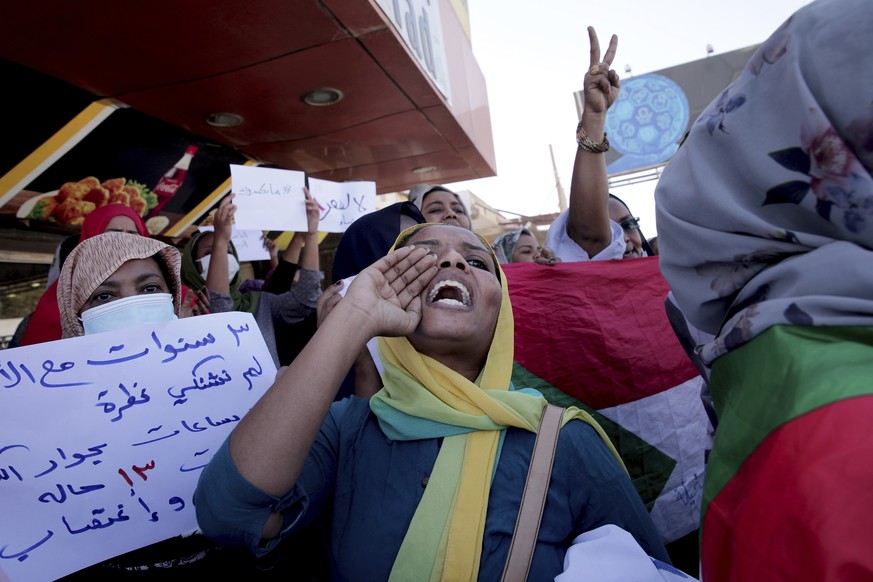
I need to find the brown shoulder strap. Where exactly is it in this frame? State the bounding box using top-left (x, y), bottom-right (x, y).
top-left (501, 403), bottom-right (565, 582)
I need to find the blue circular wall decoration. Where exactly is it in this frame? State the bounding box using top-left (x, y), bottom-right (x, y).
top-left (605, 73), bottom-right (689, 174)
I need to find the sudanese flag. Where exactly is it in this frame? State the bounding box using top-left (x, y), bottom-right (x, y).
top-left (505, 257), bottom-right (708, 544)
top-left (700, 325), bottom-right (873, 581)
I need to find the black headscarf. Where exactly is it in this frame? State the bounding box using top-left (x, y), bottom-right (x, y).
top-left (331, 201), bottom-right (425, 282)
top-left (609, 193), bottom-right (655, 257)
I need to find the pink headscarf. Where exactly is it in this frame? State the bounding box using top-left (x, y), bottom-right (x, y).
top-left (78, 204), bottom-right (149, 242)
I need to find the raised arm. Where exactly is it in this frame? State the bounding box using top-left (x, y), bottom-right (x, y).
top-left (281, 233), bottom-right (304, 266)
top-left (204, 195), bottom-right (235, 295)
top-left (566, 27), bottom-right (621, 257)
top-left (263, 234), bottom-right (280, 271)
top-left (227, 246), bottom-right (438, 535)
top-left (297, 187), bottom-right (321, 273)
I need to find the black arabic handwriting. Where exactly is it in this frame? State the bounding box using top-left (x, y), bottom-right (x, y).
top-left (319, 192), bottom-right (367, 222)
top-left (37, 482), bottom-right (106, 504)
top-left (64, 444), bottom-right (107, 469)
top-left (86, 343), bottom-right (150, 366)
top-left (181, 419), bottom-right (206, 433)
top-left (0, 530), bottom-right (53, 562)
top-left (674, 473), bottom-right (704, 507)
top-left (0, 465), bottom-right (23, 482)
top-left (167, 355), bottom-right (231, 405)
top-left (33, 444), bottom-right (107, 478)
top-left (137, 496), bottom-right (159, 522)
top-left (241, 356), bottom-right (263, 391)
top-left (319, 192), bottom-right (348, 220)
top-left (206, 414), bottom-right (241, 427)
top-left (0, 444), bottom-right (27, 482)
top-left (96, 382), bottom-right (151, 422)
top-left (237, 183), bottom-right (286, 196)
top-left (160, 333), bottom-right (217, 363)
top-left (62, 504), bottom-right (130, 534)
top-left (40, 360), bottom-right (92, 389)
top-left (131, 430), bottom-right (180, 447)
top-left (0, 444), bottom-right (29, 455)
top-left (180, 448), bottom-right (211, 472)
top-left (227, 323), bottom-right (250, 347)
top-left (0, 360), bottom-right (36, 388)
top-left (32, 447), bottom-right (65, 479)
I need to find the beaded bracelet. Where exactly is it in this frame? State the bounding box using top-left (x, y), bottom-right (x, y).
top-left (575, 121), bottom-right (610, 153)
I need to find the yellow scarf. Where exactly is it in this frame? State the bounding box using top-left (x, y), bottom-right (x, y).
top-left (369, 224), bottom-right (624, 581)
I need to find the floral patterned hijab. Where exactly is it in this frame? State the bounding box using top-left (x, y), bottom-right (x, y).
top-left (655, 0), bottom-right (873, 364)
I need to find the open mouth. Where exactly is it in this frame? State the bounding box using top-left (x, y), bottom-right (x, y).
top-left (427, 279), bottom-right (471, 307)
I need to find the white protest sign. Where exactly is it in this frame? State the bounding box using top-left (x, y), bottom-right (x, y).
top-left (230, 165), bottom-right (307, 231)
top-left (231, 230), bottom-right (271, 262)
top-left (198, 226), bottom-right (271, 263)
top-left (307, 178), bottom-right (376, 233)
top-left (0, 312), bottom-right (276, 582)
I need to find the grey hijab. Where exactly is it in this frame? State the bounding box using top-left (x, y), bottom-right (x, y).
top-left (491, 228), bottom-right (532, 264)
top-left (655, 0), bottom-right (873, 364)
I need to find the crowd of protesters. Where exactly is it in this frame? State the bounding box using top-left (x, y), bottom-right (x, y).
top-left (6, 0), bottom-right (870, 579)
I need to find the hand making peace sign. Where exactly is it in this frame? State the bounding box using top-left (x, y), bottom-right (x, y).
top-left (584, 27), bottom-right (621, 115)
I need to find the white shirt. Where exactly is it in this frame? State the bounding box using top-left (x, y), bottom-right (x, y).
top-left (546, 210), bottom-right (626, 262)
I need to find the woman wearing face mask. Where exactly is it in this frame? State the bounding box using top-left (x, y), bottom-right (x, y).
top-left (181, 194), bottom-right (323, 367)
top-left (58, 233), bottom-right (180, 338)
top-left (195, 223), bottom-right (667, 580)
top-left (56, 232), bottom-right (255, 579)
top-left (21, 204), bottom-right (153, 346)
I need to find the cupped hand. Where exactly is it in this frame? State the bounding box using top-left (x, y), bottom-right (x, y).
top-left (584, 26), bottom-right (620, 115)
top-left (341, 246), bottom-right (438, 338)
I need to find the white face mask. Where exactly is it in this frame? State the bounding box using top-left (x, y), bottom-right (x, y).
top-left (199, 253), bottom-right (240, 283)
top-left (80, 293), bottom-right (177, 335)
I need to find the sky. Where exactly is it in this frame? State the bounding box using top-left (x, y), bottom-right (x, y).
top-left (445, 0), bottom-right (811, 237)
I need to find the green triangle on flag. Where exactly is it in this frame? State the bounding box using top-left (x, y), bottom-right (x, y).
top-left (512, 362), bottom-right (677, 511)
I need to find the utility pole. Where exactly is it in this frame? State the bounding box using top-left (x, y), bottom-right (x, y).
top-left (550, 144), bottom-right (568, 212)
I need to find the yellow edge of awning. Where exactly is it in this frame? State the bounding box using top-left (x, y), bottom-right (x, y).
top-left (0, 99), bottom-right (123, 204)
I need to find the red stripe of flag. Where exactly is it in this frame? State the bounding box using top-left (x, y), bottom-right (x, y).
top-left (506, 257), bottom-right (698, 410)
top-left (702, 395), bottom-right (873, 581)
